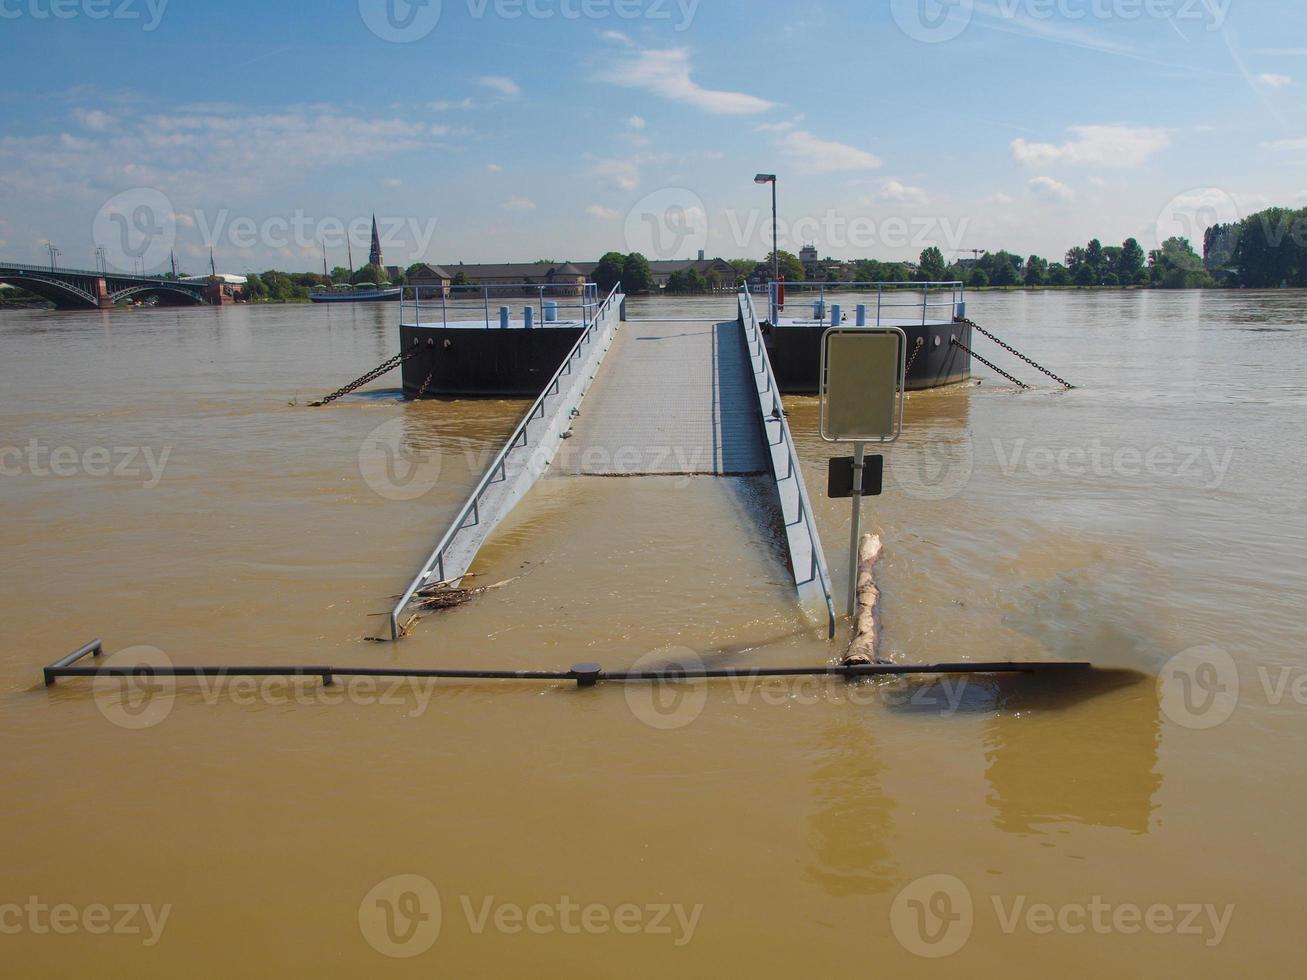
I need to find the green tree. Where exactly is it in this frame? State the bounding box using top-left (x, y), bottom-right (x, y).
top-left (918, 246), bottom-right (947, 281)
top-left (1085, 238), bottom-right (1105, 281)
top-left (593, 252), bottom-right (626, 294)
top-left (1074, 263), bottom-right (1096, 287)
top-left (1024, 255), bottom-right (1048, 286)
top-left (764, 250), bottom-right (805, 283)
top-left (969, 268), bottom-right (990, 288)
top-left (623, 252), bottom-right (653, 294)
top-left (1232, 208), bottom-right (1307, 288)
top-left (352, 263), bottom-right (387, 286)
top-left (330, 266), bottom-right (352, 282)
top-left (1118, 238), bottom-right (1146, 284)
top-left (1046, 263), bottom-right (1072, 286)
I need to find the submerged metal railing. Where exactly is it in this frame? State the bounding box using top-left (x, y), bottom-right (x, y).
top-left (400, 282), bottom-right (602, 329)
top-left (388, 282), bottom-right (624, 640)
top-left (739, 286), bottom-right (838, 638)
top-left (44, 639), bottom-right (1091, 690)
top-left (768, 281), bottom-right (965, 326)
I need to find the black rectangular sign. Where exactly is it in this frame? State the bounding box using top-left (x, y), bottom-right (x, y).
top-left (828, 455), bottom-right (884, 499)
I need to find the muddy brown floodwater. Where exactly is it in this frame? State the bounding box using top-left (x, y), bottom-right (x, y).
top-left (2, 289), bottom-right (1305, 976)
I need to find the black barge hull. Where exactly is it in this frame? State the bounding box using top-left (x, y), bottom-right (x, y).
top-left (400, 325), bottom-right (586, 397)
top-left (400, 319), bottom-right (969, 397)
top-left (765, 320), bottom-right (971, 393)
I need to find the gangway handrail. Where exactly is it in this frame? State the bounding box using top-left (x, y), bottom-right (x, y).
top-left (767, 280), bottom-right (965, 327)
top-left (739, 286), bottom-right (838, 638)
top-left (388, 282), bottom-right (624, 640)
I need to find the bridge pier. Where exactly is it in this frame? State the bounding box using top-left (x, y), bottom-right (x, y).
top-left (95, 278), bottom-right (113, 310)
top-left (204, 281), bottom-right (228, 306)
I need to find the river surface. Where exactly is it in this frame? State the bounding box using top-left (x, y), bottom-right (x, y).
top-left (2, 289), bottom-right (1305, 976)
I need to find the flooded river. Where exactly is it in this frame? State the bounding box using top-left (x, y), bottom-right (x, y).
top-left (2, 289), bottom-right (1304, 975)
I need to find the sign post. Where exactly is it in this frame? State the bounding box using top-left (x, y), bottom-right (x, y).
top-left (819, 327), bottom-right (907, 616)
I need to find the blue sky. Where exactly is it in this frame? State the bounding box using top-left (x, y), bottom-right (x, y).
top-left (1, 0), bottom-right (1304, 274)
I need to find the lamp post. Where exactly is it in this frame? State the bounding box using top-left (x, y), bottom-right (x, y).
top-left (46, 243), bottom-right (61, 271)
top-left (754, 174), bottom-right (778, 284)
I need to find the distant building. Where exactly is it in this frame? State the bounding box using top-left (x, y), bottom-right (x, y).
top-left (799, 244), bottom-right (819, 278)
top-left (407, 261), bottom-right (587, 297)
top-left (572, 257), bottom-right (737, 291)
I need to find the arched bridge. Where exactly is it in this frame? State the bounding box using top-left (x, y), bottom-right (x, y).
top-left (0, 261), bottom-right (236, 309)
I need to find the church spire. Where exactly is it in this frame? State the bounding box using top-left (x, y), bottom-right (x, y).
top-left (369, 214), bottom-right (383, 269)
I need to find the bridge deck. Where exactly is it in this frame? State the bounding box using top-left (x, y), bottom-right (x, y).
top-left (559, 320), bottom-right (767, 477)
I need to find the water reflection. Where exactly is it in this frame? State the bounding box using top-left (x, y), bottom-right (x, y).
top-left (803, 717), bottom-right (897, 897)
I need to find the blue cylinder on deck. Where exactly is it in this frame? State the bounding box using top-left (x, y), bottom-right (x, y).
top-left (830, 304), bottom-right (841, 326)
top-left (957, 301), bottom-right (966, 320)
top-left (856, 304), bottom-right (867, 326)
top-left (499, 306), bottom-right (510, 329)
top-left (544, 301), bottom-right (558, 323)
top-left (524, 306), bottom-right (534, 329)
top-left (814, 301), bottom-right (824, 322)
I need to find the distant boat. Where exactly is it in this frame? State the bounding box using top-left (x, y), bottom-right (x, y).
top-left (310, 282), bottom-right (401, 303)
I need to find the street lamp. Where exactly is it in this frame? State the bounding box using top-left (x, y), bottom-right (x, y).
top-left (754, 174), bottom-right (778, 284)
top-left (46, 242), bottom-right (61, 271)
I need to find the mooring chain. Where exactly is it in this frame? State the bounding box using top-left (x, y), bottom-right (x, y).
top-left (951, 337), bottom-right (1030, 389)
top-left (905, 337), bottom-right (924, 376)
top-left (960, 318), bottom-right (1075, 389)
top-left (310, 344), bottom-right (424, 407)
top-left (414, 367), bottom-right (437, 401)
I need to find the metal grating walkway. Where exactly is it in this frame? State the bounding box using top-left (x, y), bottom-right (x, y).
top-left (559, 320), bottom-right (768, 476)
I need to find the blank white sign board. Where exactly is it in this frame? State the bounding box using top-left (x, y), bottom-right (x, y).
top-left (818, 327), bottom-right (907, 443)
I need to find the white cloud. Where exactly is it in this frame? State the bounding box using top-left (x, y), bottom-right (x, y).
top-left (0, 107), bottom-right (446, 201)
top-left (627, 115), bottom-right (646, 130)
top-left (1088, 176), bottom-right (1106, 187)
top-left (487, 163), bottom-right (504, 173)
top-left (1263, 137), bottom-right (1307, 151)
top-left (755, 120), bottom-right (795, 134)
top-left (1257, 73), bottom-right (1292, 89)
top-left (600, 30), bottom-right (634, 45)
top-left (430, 97), bottom-right (476, 111)
top-left (384, 177), bottom-right (402, 188)
top-left (1012, 125), bottom-right (1171, 168)
top-left (478, 76), bottom-right (521, 98)
top-left (585, 204), bottom-right (620, 219)
top-left (875, 179), bottom-right (931, 206)
top-left (778, 130), bottom-right (881, 175)
top-left (73, 108), bottom-right (115, 132)
top-left (588, 157), bottom-right (640, 191)
top-left (600, 48), bottom-right (775, 115)
top-left (1028, 176), bottom-right (1076, 202)
top-left (1296, 190), bottom-right (1307, 205)
top-left (501, 196), bottom-right (536, 212)
top-left (985, 192), bottom-right (1015, 206)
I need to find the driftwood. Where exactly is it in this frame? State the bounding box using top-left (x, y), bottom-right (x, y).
top-left (413, 577), bottom-right (516, 611)
top-left (843, 534), bottom-right (887, 666)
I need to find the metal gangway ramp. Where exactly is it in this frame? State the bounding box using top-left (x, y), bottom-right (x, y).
top-left (390, 286), bottom-right (836, 639)
top-left (556, 319), bottom-right (766, 476)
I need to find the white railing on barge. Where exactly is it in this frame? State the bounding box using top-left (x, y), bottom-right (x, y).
top-left (401, 282), bottom-right (602, 329)
top-left (766, 280), bottom-right (965, 326)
